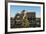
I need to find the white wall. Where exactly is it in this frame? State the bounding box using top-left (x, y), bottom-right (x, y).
top-left (0, 0), bottom-right (5, 34)
top-left (0, 0), bottom-right (46, 34)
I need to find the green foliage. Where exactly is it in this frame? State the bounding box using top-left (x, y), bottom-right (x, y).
top-left (23, 16), bottom-right (30, 27)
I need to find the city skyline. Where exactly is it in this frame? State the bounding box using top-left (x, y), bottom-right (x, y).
top-left (10, 5), bottom-right (41, 17)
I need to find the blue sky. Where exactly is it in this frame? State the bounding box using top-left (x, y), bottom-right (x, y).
top-left (10, 5), bottom-right (41, 17)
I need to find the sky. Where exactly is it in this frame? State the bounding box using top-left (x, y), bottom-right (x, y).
top-left (10, 5), bottom-right (41, 17)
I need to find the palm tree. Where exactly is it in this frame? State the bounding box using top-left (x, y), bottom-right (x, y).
top-left (22, 10), bottom-right (30, 27)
